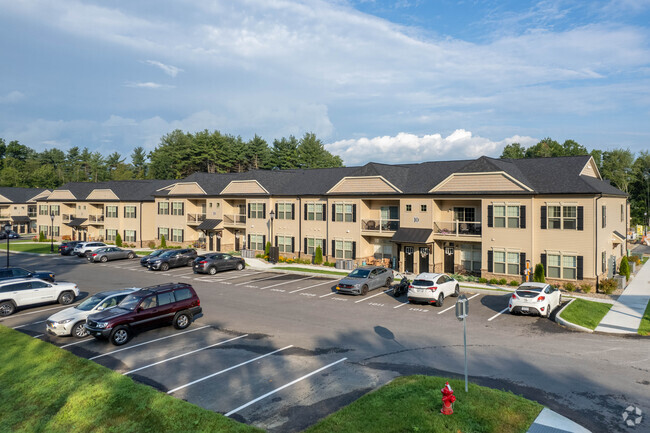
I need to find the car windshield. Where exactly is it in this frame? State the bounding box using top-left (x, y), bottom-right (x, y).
top-left (76, 294), bottom-right (105, 311)
top-left (516, 287), bottom-right (543, 298)
top-left (150, 250), bottom-right (166, 257)
top-left (347, 269), bottom-right (370, 278)
top-left (159, 251), bottom-right (176, 258)
top-left (412, 279), bottom-right (434, 287)
top-left (119, 293), bottom-right (146, 310)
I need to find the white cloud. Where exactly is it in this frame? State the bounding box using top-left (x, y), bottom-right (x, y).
top-left (144, 60), bottom-right (183, 77)
top-left (326, 130), bottom-right (539, 165)
top-left (123, 82), bottom-right (171, 89)
top-left (0, 91), bottom-right (25, 103)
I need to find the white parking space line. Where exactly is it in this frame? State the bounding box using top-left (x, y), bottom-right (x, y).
top-left (319, 292), bottom-right (335, 298)
top-left (437, 293), bottom-right (480, 315)
top-left (167, 345), bottom-right (293, 394)
top-left (393, 302), bottom-right (408, 309)
top-left (488, 307), bottom-right (509, 322)
top-left (33, 334), bottom-right (44, 338)
top-left (354, 289), bottom-right (392, 303)
top-left (61, 338), bottom-right (94, 348)
top-left (288, 280), bottom-right (334, 294)
top-left (124, 334), bottom-right (248, 375)
top-left (201, 271), bottom-right (260, 282)
top-left (4, 303), bottom-right (80, 318)
top-left (259, 276), bottom-right (312, 291)
top-left (225, 357), bottom-right (347, 417)
top-left (235, 274), bottom-right (285, 286)
top-left (89, 325), bottom-right (210, 360)
top-left (13, 320), bottom-right (46, 329)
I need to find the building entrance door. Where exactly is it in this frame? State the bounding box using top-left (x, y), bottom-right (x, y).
top-left (444, 244), bottom-right (455, 274)
top-left (235, 235), bottom-right (240, 251)
top-left (419, 247), bottom-right (430, 273)
top-left (404, 246), bottom-right (414, 273)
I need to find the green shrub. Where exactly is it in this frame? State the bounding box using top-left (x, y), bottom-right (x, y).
top-left (599, 278), bottom-right (617, 295)
top-left (265, 241), bottom-right (271, 255)
top-left (160, 235), bottom-right (167, 248)
top-left (563, 282), bottom-right (576, 292)
top-left (509, 280), bottom-right (519, 286)
top-left (255, 254), bottom-right (264, 258)
top-left (488, 278), bottom-right (499, 285)
top-left (479, 277), bottom-right (488, 283)
top-left (498, 278), bottom-right (507, 285)
top-left (148, 241), bottom-right (156, 249)
top-left (580, 283), bottom-right (592, 294)
top-left (629, 255), bottom-right (641, 266)
top-left (38, 231), bottom-right (46, 242)
top-left (533, 263), bottom-right (545, 283)
top-left (619, 256), bottom-right (630, 280)
top-left (115, 233), bottom-right (122, 247)
top-left (323, 261), bottom-right (336, 267)
top-left (314, 246), bottom-right (323, 265)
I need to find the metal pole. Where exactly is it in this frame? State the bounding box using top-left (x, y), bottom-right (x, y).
top-left (6, 232), bottom-right (9, 268)
top-left (50, 215), bottom-right (54, 253)
top-left (463, 317), bottom-right (468, 392)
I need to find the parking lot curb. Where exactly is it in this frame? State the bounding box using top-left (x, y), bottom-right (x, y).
top-left (554, 298), bottom-right (594, 333)
top-left (246, 266), bottom-right (342, 280)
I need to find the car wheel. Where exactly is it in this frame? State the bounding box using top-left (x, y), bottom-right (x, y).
top-left (100, 256), bottom-right (108, 263)
top-left (72, 321), bottom-right (88, 338)
top-left (127, 252), bottom-right (135, 259)
top-left (173, 312), bottom-right (191, 330)
top-left (110, 326), bottom-right (130, 346)
top-left (453, 284), bottom-right (460, 297)
top-left (435, 293), bottom-right (444, 307)
top-left (236, 262), bottom-right (244, 271)
top-left (84, 251), bottom-right (91, 258)
top-left (0, 300), bottom-right (16, 316)
top-left (208, 266), bottom-right (217, 275)
top-left (361, 285), bottom-right (369, 296)
top-left (385, 278), bottom-right (392, 287)
top-left (58, 291), bottom-right (75, 305)
top-left (160, 263), bottom-right (169, 271)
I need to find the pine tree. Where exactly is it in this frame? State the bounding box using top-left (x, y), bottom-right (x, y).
top-left (115, 233), bottom-right (123, 247)
top-left (619, 256), bottom-right (630, 280)
top-left (533, 263), bottom-right (545, 283)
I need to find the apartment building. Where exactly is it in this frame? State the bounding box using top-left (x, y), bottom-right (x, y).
top-left (0, 187), bottom-right (51, 235)
top-left (37, 155), bottom-right (627, 285)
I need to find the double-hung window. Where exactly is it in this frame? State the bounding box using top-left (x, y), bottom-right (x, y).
top-left (249, 203), bottom-right (265, 219)
top-left (563, 206), bottom-right (577, 229)
top-left (493, 250), bottom-right (520, 275)
top-left (306, 237), bottom-right (324, 255)
top-left (50, 205), bottom-right (60, 216)
top-left (306, 203), bottom-right (324, 221)
top-left (335, 204), bottom-right (354, 222)
top-left (547, 254), bottom-right (577, 279)
top-left (334, 240), bottom-right (354, 259)
top-left (39, 205), bottom-right (48, 216)
top-left (277, 203), bottom-right (293, 220)
top-left (494, 206), bottom-right (506, 228)
top-left (105, 206), bottom-right (118, 218)
top-left (158, 202), bottom-right (169, 215)
top-left (277, 235), bottom-right (293, 253)
top-left (249, 234), bottom-right (264, 250)
top-left (124, 206), bottom-right (137, 218)
top-left (547, 205), bottom-right (577, 230)
top-left (172, 202), bottom-right (184, 216)
top-left (124, 230), bottom-right (136, 242)
top-left (158, 227), bottom-right (169, 240)
top-left (493, 251), bottom-right (506, 273)
top-left (172, 229), bottom-right (183, 242)
top-left (105, 229), bottom-right (117, 241)
top-left (507, 206), bottom-right (519, 228)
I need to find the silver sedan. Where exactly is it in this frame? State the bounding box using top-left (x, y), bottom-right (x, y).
top-left (335, 265), bottom-right (394, 296)
top-left (89, 247), bottom-right (136, 263)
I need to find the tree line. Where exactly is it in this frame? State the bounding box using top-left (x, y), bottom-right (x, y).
top-left (501, 138), bottom-right (650, 226)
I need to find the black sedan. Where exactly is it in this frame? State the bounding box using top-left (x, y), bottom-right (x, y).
top-left (140, 249), bottom-right (171, 267)
top-left (148, 249), bottom-right (197, 271)
top-left (59, 241), bottom-right (82, 255)
top-left (193, 253), bottom-right (245, 274)
top-left (0, 267), bottom-right (55, 282)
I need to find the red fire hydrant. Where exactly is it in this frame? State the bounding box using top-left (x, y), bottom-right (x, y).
top-left (440, 382), bottom-right (456, 415)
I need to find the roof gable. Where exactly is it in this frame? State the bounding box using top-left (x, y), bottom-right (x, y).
top-left (48, 190), bottom-right (77, 200)
top-left (327, 176), bottom-right (403, 194)
top-left (579, 157), bottom-right (601, 179)
top-left (28, 190), bottom-right (51, 202)
top-left (86, 189), bottom-right (120, 201)
top-left (0, 193), bottom-right (10, 203)
top-left (167, 182), bottom-right (207, 196)
top-left (221, 180), bottom-right (269, 195)
top-left (431, 172), bottom-right (532, 193)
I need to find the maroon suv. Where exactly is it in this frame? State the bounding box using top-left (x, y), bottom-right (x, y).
top-left (85, 283), bottom-right (202, 345)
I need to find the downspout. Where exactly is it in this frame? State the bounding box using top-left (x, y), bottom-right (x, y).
top-left (595, 194), bottom-right (602, 293)
top-left (298, 197), bottom-right (302, 259)
top-left (139, 202), bottom-right (143, 248)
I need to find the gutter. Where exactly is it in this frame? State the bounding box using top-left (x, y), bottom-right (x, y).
top-left (595, 194), bottom-right (602, 293)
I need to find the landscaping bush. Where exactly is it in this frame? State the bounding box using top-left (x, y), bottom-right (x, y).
top-left (148, 240), bottom-right (156, 249)
top-left (599, 278), bottom-right (617, 295)
top-left (479, 277), bottom-right (488, 283)
top-left (38, 231), bottom-right (46, 242)
top-left (314, 246), bottom-right (323, 265)
top-left (115, 233), bottom-right (123, 247)
top-left (533, 263), bottom-right (545, 283)
top-left (255, 253), bottom-right (264, 259)
top-left (62, 235), bottom-right (71, 241)
top-left (498, 278), bottom-right (507, 285)
top-left (563, 282), bottom-right (576, 292)
top-left (619, 256), bottom-right (630, 280)
top-left (509, 280), bottom-right (519, 287)
top-left (488, 278), bottom-right (499, 285)
top-left (160, 235), bottom-right (167, 248)
top-left (265, 241), bottom-right (271, 256)
top-left (323, 261), bottom-right (336, 267)
top-left (580, 283), bottom-right (592, 294)
top-left (629, 255), bottom-right (641, 266)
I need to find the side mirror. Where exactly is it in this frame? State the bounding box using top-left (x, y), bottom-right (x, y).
top-left (136, 306), bottom-right (143, 312)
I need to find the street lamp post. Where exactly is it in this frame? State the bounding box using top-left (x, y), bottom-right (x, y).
top-left (50, 213), bottom-right (55, 253)
top-left (4, 223), bottom-right (11, 268)
top-left (269, 209), bottom-right (275, 263)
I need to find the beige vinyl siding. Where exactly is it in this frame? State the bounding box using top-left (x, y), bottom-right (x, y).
top-left (435, 173), bottom-right (527, 192)
top-left (329, 176), bottom-right (400, 194)
top-left (168, 183), bottom-right (206, 195)
top-left (48, 190), bottom-right (76, 200)
top-left (221, 180), bottom-right (268, 194)
top-left (579, 160), bottom-right (599, 178)
top-left (86, 189), bottom-right (120, 201)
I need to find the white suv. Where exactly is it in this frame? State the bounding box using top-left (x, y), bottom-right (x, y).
top-left (407, 273), bottom-right (460, 307)
top-left (0, 278), bottom-right (79, 316)
top-left (73, 242), bottom-right (107, 257)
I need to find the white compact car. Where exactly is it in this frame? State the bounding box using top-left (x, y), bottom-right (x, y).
top-left (407, 273), bottom-right (460, 307)
top-left (0, 278), bottom-right (79, 316)
top-left (509, 282), bottom-right (561, 317)
top-left (46, 288), bottom-right (139, 337)
top-left (73, 242), bottom-right (107, 257)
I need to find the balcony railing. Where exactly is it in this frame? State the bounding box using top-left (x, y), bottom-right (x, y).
top-left (223, 214), bottom-right (246, 226)
top-left (62, 214), bottom-right (76, 222)
top-left (434, 221), bottom-right (482, 237)
top-left (28, 212), bottom-right (37, 218)
top-left (361, 219), bottom-right (400, 233)
top-left (187, 213), bottom-right (207, 224)
top-left (88, 214), bottom-right (104, 224)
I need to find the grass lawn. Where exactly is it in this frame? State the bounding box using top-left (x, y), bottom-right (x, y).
top-left (639, 300), bottom-right (650, 336)
top-left (560, 299), bottom-right (612, 330)
top-left (276, 266), bottom-right (349, 276)
top-left (0, 326), bottom-right (261, 433)
top-left (6, 242), bottom-right (59, 254)
top-left (305, 375), bottom-right (542, 433)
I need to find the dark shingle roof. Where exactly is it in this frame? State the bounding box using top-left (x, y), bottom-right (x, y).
top-left (0, 187), bottom-right (49, 203)
top-left (49, 180), bottom-right (175, 201)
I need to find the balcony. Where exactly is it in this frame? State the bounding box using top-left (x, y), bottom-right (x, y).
top-left (62, 214), bottom-right (76, 222)
top-left (223, 214), bottom-right (246, 226)
top-left (187, 213), bottom-right (207, 225)
top-left (28, 212), bottom-right (37, 218)
top-left (433, 221), bottom-right (482, 239)
top-left (88, 214), bottom-right (104, 225)
top-left (361, 219), bottom-right (399, 236)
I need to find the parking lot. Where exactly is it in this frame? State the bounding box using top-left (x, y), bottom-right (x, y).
top-left (3, 252), bottom-right (643, 433)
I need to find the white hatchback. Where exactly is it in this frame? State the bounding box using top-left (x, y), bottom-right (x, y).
top-left (0, 278), bottom-right (79, 316)
top-left (407, 273), bottom-right (460, 307)
top-left (509, 282), bottom-right (561, 317)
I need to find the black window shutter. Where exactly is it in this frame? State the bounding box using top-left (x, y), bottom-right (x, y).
top-left (322, 239), bottom-right (327, 255)
top-left (262, 203), bottom-right (266, 218)
top-left (541, 254), bottom-right (547, 276)
top-left (105, 229), bottom-right (108, 239)
top-left (577, 256), bottom-right (583, 280)
top-left (123, 207), bottom-right (126, 218)
top-left (274, 236), bottom-right (278, 247)
top-left (332, 204), bottom-right (335, 221)
top-left (181, 229), bottom-right (184, 242)
top-left (541, 206), bottom-right (547, 229)
top-left (291, 204), bottom-right (295, 220)
top-left (248, 204), bottom-right (251, 218)
top-left (332, 240), bottom-right (336, 256)
top-left (352, 204), bottom-right (357, 223)
top-left (519, 252), bottom-right (526, 275)
top-left (181, 202), bottom-right (184, 215)
top-left (487, 205), bottom-right (493, 228)
top-left (275, 203), bottom-right (278, 218)
top-left (352, 241), bottom-right (356, 259)
top-left (487, 250), bottom-right (493, 272)
top-left (134, 207), bottom-right (137, 218)
top-left (134, 231), bottom-right (137, 241)
top-left (247, 234), bottom-right (250, 248)
top-left (304, 238), bottom-right (308, 254)
top-left (520, 206), bottom-right (526, 229)
top-left (262, 235), bottom-right (266, 247)
top-left (322, 203), bottom-right (327, 221)
top-left (577, 206), bottom-right (584, 231)
top-left (304, 203), bottom-right (308, 220)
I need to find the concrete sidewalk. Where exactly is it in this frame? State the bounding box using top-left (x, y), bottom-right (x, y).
top-left (527, 408), bottom-right (591, 433)
top-left (595, 258), bottom-right (650, 334)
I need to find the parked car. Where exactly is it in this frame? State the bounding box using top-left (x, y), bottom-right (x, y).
top-left (407, 273), bottom-right (460, 307)
top-left (88, 246), bottom-right (136, 263)
top-left (140, 249), bottom-right (171, 267)
top-left (59, 241), bottom-right (82, 255)
top-left (0, 267), bottom-right (55, 283)
top-left (6, 231), bottom-right (20, 239)
top-left (335, 265), bottom-right (393, 296)
top-left (46, 288), bottom-right (139, 337)
top-left (509, 282), bottom-right (561, 317)
top-left (73, 241), bottom-right (108, 257)
top-left (0, 278), bottom-right (79, 316)
top-left (193, 253), bottom-right (245, 275)
top-left (148, 249), bottom-right (197, 271)
top-left (84, 283), bottom-right (202, 345)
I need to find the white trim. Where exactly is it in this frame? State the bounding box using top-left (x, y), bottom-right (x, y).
top-left (327, 175), bottom-right (403, 194)
top-left (221, 179), bottom-right (269, 194)
top-left (430, 171), bottom-right (533, 193)
top-left (579, 156), bottom-right (602, 180)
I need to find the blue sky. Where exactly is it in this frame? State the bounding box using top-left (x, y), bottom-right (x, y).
top-left (1, 0), bottom-right (649, 166)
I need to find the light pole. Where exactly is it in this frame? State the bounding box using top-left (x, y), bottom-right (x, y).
top-left (50, 213), bottom-right (55, 253)
top-left (269, 209), bottom-right (275, 263)
top-left (4, 223), bottom-right (11, 268)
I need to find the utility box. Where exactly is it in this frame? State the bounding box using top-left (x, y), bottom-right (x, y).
top-left (268, 246), bottom-right (280, 264)
top-left (613, 274), bottom-right (627, 290)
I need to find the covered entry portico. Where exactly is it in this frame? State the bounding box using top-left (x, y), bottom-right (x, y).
top-left (391, 227), bottom-right (434, 274)
top-left (197, 219), bottom-right (223, 252)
